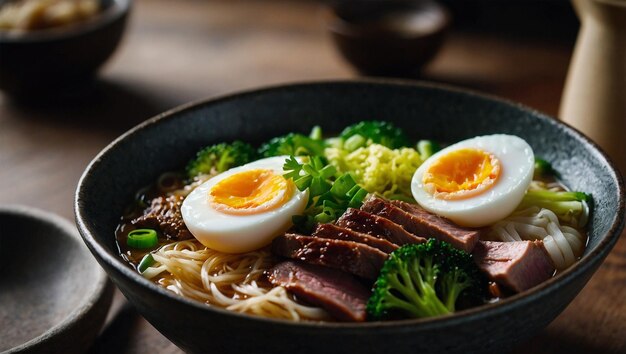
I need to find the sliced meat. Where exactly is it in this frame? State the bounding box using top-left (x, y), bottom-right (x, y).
top-left (335, 208), bottom-right (426, 246)
top-left (268, 261), bottom-right (371, 322)
top-left (473, 240), bottom-right (555, 293)
top-left (312, 224), bottom-right (399, 254)
top-left (131, 195), bottom-right (192, 240)
top-left (271, 233), bottom-right (388, 280)
top-left (386, 198), bottom-right (481, 252)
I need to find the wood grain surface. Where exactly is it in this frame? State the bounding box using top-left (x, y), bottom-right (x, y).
top-left (1, 1), bottom-right (624, 353)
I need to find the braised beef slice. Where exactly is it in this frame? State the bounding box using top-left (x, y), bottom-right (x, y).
top-left (383, 198), bottom-right (481, 253)
top-left (312, 224), bottom-right (399, 254)
top-left (473, 240), bottom-right (555, 293)
top-left (335, 208), bottom-right (426, 246)
top-left (131, 195), bottom-right (192, 240)
top-left (268, 261), bottom-right (371, 322)
top-left (271, 233), bottom-right (388, 280)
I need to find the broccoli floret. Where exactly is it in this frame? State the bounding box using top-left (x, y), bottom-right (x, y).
top-left (367, 239), bottom-right (485, 320)
top-left (340, 121), bottom-right (410, 151)
top-left (259, 133), bottom-right (325, 157)
top-left (534, 158), bottom-right (559, 178)
top-left (186, 141), bottom-right (257, 178)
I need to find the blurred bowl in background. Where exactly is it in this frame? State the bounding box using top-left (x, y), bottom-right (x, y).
top-left (0, 0), bottom-right (130, 96)
top-left (326, 1), bottom-right (450, 77)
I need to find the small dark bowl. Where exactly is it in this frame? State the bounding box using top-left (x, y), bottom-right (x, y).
top-left (326, 1), bottom-right (450, 76)
top-left (0, 205), bottom-right (113, 353)
top-left (0, 0), bottom-right (130, 96)
top-left (75, 80), bottom-right (625, 354)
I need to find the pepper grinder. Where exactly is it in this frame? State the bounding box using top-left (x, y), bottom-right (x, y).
top-left (560, 0), bottom-right (626, 174)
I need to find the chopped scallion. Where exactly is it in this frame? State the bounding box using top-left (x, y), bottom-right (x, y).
top-left (417, 140), bottom-right (440, 160)
top-left (127, 229), bottom-right (158, 249)
top-left (309, 125), bottom-right (323, 140)
top-left (138, 253), bottom-right (155, 273)
top-left (344, 134), bottom-right (366, 151)
top-left (283, 155), bottom-right (368, 232)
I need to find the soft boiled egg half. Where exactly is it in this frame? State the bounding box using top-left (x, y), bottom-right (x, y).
top-left (181, 156), bottom-right (308, 253)
top-left (411, 134), bottom-right (534, 227)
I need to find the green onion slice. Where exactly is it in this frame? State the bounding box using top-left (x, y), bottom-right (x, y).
top-left (138, 253), bottom-right (155, 273)
top-left (417, 140), bottom-right (440, 160)
top-left (309, 125), bottom-right (322, 140)
top-left (127, 229), bottom-right (158, 249)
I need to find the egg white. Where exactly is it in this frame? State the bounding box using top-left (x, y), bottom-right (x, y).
top-left (181, 156), bottom-right (308, 253)
top-left (411, 134), bottom-right (534, 227)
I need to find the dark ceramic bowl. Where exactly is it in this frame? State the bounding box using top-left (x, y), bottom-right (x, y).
top-left (0, 0), bottom-right (130, 96)
top-left (0, 205), bottom-right (113, 353)
top-left (75, 80), bottom-right (625, 354)
top-left (326, 1), bottom-right (450, 76)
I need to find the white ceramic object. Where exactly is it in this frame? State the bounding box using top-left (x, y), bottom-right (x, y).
top-left (560, 0), bottom-right (626, 174)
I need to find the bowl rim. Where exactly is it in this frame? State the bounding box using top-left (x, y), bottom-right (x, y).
top-left (0, 204), bottom-right (112, 353)
top-left (0, 0), bottom-right (130, 42)
top-left (75, 78), bottom-right (625, 330)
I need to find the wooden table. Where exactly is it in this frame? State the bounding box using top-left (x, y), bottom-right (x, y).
top-left (1, 1), bottom-right (624, 353)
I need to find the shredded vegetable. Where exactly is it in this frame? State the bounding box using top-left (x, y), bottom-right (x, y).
top-left (325, 143), bottom-right (423, 202)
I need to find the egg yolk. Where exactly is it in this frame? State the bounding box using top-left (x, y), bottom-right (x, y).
top-left (422, 148), bottom-right (501, 200)
top-left (208, 169), bottom-right (293, 215)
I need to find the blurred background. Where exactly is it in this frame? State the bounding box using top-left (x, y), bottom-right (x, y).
top-left (0, 0), bottom-right (581, 126)
top-left (441, 0), bottom-right (577, 40)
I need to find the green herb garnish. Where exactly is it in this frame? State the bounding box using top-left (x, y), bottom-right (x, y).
top-left (283, 155), bottom-right (368, 231)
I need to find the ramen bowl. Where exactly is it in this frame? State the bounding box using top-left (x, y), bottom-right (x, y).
top-left (0, 0), bottom-right (130, 96)
top-left (75, 80), bottom-right (625, 354)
